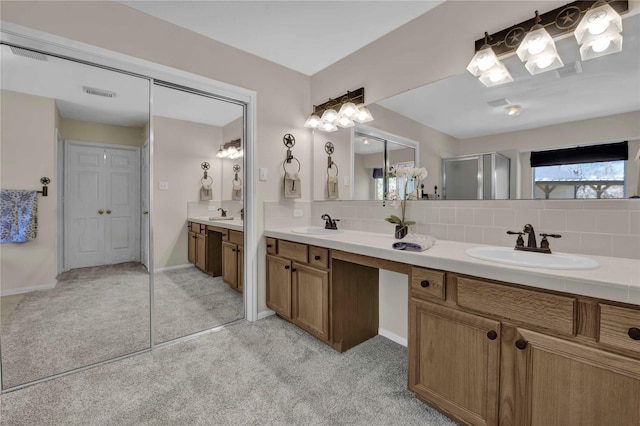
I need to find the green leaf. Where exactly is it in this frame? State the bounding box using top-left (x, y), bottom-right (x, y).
top-left (404, 221), bottom-right (416, 226)
top-left (385, 216), bottom-right (401, 224)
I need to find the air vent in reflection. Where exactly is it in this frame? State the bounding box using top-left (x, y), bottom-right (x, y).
top-left (555, 61), bottom-right (583, 78)
top-left (487, 98), bottom-right (510, 108)
top-left (9, 46), bottom-right (48, 61)
top-left (82, 86), bottom-right (116, 98)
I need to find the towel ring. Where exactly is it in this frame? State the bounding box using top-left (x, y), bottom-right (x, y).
top-left (327, 163), bottom-right (339, 177)
top-left (201, 176), bottom-right (213, 185)
top-left (283, 157), bottom-right (301, 174)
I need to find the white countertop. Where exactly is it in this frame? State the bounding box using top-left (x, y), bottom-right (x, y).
top-left (188, 217), bottom-right (243, 232)
top-left (265, 227), bottom-right (640, 306)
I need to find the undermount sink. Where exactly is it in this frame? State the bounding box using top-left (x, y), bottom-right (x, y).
top-left (208, 216), bottom-right (234, 221)
top-left (465, 247), bottom-right (599, 270)
top-left (291, 227), bottom-right (344, 236)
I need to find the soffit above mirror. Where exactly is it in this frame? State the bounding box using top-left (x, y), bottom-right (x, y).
top-left (377, 13), bottom-right (640, 140)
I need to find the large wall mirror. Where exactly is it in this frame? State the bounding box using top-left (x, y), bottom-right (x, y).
top-left (152, 84), bottom-right (245, 344)
top-left (313, 13), bottom-right (639, 201)
top-left (1, 44), bottom-right (151, 389)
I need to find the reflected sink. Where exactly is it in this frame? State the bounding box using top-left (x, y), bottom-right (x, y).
top-left (209, 216), bottom-right (234, 220)
top-left (465, 247), bottom-right (599, 270)
top-left (291, 227), bottom-right (344, 236)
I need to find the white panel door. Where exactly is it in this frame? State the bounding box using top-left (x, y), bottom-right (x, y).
top-left (65, 142), bottom-right (140, 269)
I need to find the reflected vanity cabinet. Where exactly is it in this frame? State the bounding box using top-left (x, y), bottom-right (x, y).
top-left (266, 238), bottom-right (330, 342)
top-left (187, 221), bottom-right (224, 277)
top-left (222, 230), bottom-right (244, 293)
top-left (408, 267), bottom-right (640, 426)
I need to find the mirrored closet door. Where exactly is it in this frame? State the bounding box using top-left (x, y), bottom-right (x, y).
top-left (151, 83), bottom-right (245, 344)
top-left (0, 45), bottom-right (152, 389)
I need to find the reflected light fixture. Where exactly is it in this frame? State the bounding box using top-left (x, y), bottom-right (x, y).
top-left (506, 105), bottom-right (522, 116)
top-left (466, 32), bottom-right (513, 87)
top-left (216, 138), bottom-right (243, 159)
top-left (575, 2), bottom-right (623, 60)
top-left (516, 10), bottom-right (564, 75)
top-left (304, 87), bottom-right (373, 132)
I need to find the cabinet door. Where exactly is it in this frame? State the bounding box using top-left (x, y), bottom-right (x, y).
top-left (510, 328), bottom-right (640, 426)
top-left (266, 255), bottom-right (292, 320)
top-left (292, 263), bottom-right (329, 341)
top-left (195, 233), bottom-right (207, 271)
top-left (409, 298), bottom-right (501, 426)
top-left (237, 246), bottom-right (244, 293)
top-left (221, 241), bottom-right (238, 289)
top-left (188, 231), bottom-right (196, 264)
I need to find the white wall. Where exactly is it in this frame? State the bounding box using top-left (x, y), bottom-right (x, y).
top-left (0, 90), bottom-right (57, 294)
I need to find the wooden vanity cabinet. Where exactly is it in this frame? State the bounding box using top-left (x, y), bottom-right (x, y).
top-left (222, 230), bottom-right (243, 292)
top-left (187, 221), bottom-right (208, 272)
top-left (409, 267), bottom-right (640, 426)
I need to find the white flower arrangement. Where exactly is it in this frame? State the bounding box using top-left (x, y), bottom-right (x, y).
top-left (384, 165), bottom-right (428, 227)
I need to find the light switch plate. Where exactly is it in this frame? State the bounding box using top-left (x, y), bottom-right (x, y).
top-left (343, 176), bottom-right (350, 186)
top-left (159, 181), bottom-right (169, 190)
top-left (259, 168), bottom-right (268, 181)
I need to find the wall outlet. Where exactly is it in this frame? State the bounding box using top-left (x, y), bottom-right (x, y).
top-left (159, 181), bottom-right (169, 190)
top-left (293, 209), bottom-right (303, 217)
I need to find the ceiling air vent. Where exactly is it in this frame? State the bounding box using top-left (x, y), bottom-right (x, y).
top-left (555, 61), bottom-right (583, 79)
top-left (9, 46), bottom-right (48, 61)
top-left (487, 98), bottom-right (510, 108)
top-left (82, 86), bottom-right (116, 98)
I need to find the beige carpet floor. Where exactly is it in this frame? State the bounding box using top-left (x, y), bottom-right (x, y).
top-left (1, 264), bottom-right (243, 389)
top-left (0, 316), bottom-right (458, 425)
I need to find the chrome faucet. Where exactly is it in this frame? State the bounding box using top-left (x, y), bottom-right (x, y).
top-left (507, 224), bottom-right (561, 254)
top-left (321, 214), bottom-right (340, 230)
top-left (217, 207), bottom-right (227, 217)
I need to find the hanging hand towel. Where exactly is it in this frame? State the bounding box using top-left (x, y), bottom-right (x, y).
top-left (200, 184), bottom-right (213, 201)
top-left (326, 176), bottom-right (339, 199)
top-left (1, 189), bottom-right (38, 243)
top-left (392, 234), bottom-right (436, 252)
top-left (232, 178), bottom-right (242, 201)
top-left (284, 172), bottom-right (301, 198)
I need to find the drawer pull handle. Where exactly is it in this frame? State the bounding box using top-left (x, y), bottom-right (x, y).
top-left (515, 339), bottom-right (528, 350)
top-left (420, 280), bottom-right (430, 288)
top-left (628, 327), bottom-right (640, 341)
top-left (284, 265), bottom-right (290, 270)
top-left (314, 255), bottom-right (321, 260)
top-left (487, 330), bottom-right (498, 340)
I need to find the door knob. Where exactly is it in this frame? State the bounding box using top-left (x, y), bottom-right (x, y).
top-left (106, 209), bottom-right (112, 214)
top-left (98, 209), bottom-right (104, 215)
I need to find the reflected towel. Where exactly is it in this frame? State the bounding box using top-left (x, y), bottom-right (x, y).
top-left (232, 178), bottom-right (242, 201)
top-left (1, 189), bottom-right (38, 243)
top-left (200, 184), bottom-right (213, 201)
top-left (284, 172), bottom-right (301, 198)
top-left (326, 176), bottom-right (339, 199)
top-left (392, 234), bottom-right (436, 252)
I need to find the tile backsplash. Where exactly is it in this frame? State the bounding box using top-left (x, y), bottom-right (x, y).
top-left (264, 199), bottom-right (640, 260)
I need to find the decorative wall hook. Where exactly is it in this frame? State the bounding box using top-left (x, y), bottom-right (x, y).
top-left (283, 133), bottom-right (296, 163)
top-left (38, 177), bottom-right (50, 197)
top-left (233, 164), bottom-right (241, 180)
top-left (201, 162), bottom-right (210, 179)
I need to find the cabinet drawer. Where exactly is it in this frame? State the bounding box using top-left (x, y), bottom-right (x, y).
top-left (266, 238), bottom-right (277, 255)
top-left (456, 276), bottom-right (576, 336)
top-left (599, 304), bottom-right (640, 353)
top-left (189, 222), bottom-right (205, 234)
top-left (410, 267), bottom-right (445, 300)
top-left (278, 240), bottom-right (308, 263)
top-left (309, 246), bottom-right (329, 269)
top-left (229, 230), bottom-right (243, 246)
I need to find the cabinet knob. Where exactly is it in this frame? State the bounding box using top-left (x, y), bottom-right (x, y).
top-left (420, 280), bottom-right (430, 288)
top-left (284, 265), bottom-right (290, 270)
top-left (515, 339), bottom-right (528, 350)
top-left (291, 268), bottom-right (297, 272)
top-left (267, 244), bottom-right (273, 248)
top-left (487, 330), bottom-right (498, 340)
top-left (98, 209), bottom-right (104, 215)
top-left (314, 255), bottom-right (321, 260)
top-left (628, 327), bottom-right (640, 341)
top-left (106, 209), bottom-right (112, 214)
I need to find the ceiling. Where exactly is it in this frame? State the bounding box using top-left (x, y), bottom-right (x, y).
top-left (120, 1), bottom-right (443, 76)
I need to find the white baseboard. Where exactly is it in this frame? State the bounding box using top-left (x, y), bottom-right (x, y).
top-left (1, 281), bottom-right (57, 296)
top-left (257, 309), bottom-right (276, 320)
top-left (154, 264), bottom-right (193, 273)
top-left (379, 328), bottom-right (407, 347)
